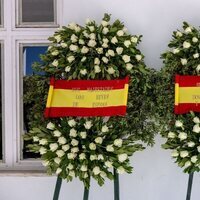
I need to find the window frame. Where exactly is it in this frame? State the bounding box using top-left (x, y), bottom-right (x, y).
top-left (0, 0), bottom-right (4, 28)
top-left (16, 0), bottom-right (59, 28)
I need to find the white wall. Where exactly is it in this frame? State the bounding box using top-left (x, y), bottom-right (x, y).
top-left (1, 0), bottom-right (200, 200)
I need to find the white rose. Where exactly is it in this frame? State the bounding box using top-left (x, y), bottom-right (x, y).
top-left (173, 48), bottom-right (180, 54)
top-left (193, 117), bottom-right (200, 124)
top-left (196, 65), bottom-right (200, 73)
top-left (90, 33), bottom-right (96, 40)
top-left (79, 153), bottom-right (86, 160)
top-left (69, 128), bottom-right (77, 137)
top-left (185, 27), bottom-right (192, 33)
top-left (102, 43), bottom-right (108, 48)
top-left (51, 50), bottom-right (59, 56)
top-left (102, 57), bottom-right (109, 64)
top-left (183, 41), bottom-right (191, 49)
top-left (58, 137), bottom-right (67, 145)
top-left (136, 54), bottom-right (142, 61)
top-left (84, 121), bottom-right (93, 129)
top-left (193, 124), bottom-right (200, 133)
top-left (56, 150), bottom-right (65, 157)
top-left (111, 37), bottom-right (118, 44)
top-left (171, 150), bottom-right (179, 157)
top-left (79, 39), bottom-right (85, 45)
top-left (88, 39), bottom-right (97, 47)
top-left (117, 30), bottom-right (124, 36)
top-left (71, 147), bottom-right (79, 153)
top-left (49, 143), bottom-right (58, 152)
top-left (88, 26), bottom-right (95, 32)
top-left (181, 58), bottom-right (187, 65)
top-left (83, 30), bottom-right (89, 38)
top-left (180, 151), bottom-right (189, 158)
top-left (100, 171), bottom-right (107, 178)
top-left (33, 136), bottom-right (39, 142)
top-left (62, 144), bottom-right (70, 152)
top-left (94, 65), bottom-right (101, 73)
top-left (192, 37), bottom-right (198, 43)
top-left (39, 139), bottom-right (48, 145)
top-left (178, 132), bottom-right (187, 140)
top-left (80, 131), bottom-right (87, 139)
top-left (101, 20), bottom-right (109, 27)
top-left (56, 168), bottom-right (62, 175)
top-left (117, 166), bottom-right (125, 174)
top-left (108, 50), bottom-right (115, 57)
top-left (191, 156), bottom-right (198, 163)
top-left (102, 27), bottom-right (109, 34)
top-left (61, 42), bottom-right (68, 48)
top-left (81, 57), bottom-right (87, 62)
top-left (98, 154), bottom-right (104, 160)
top-left (67, 153), bottom-right (76, 160)
top-left (122, 55), bottom-right (131, 63)
top-left (175, 120), bottom-right (183, 127)
top-left (168, 132), bottom-right (176, 139)
top-left (69, 170), bottom-right (75, 177)
top-left (70, 34), bottom-right (78, 43)
top-left (96, 48), bottom-right (103, 54)
top-left (114, 139), bottom-right (123, 147)
top-left (54, 157), bottom-right (61, 164)
top-left (184, 161), bottom-right (191, 168)
top-left (66, 163), bottom-right (74, 170)
top-left (80, 165), bottom-right (88, 172)
top-left (89, 143), bottom-right (96, 150)
top-left (48, 46), bottom-right (53, 51)
top-left (42, 160), bottom-right (50, 167)
top-left (67, 56), bottom-right (75, 63)
top-left (68, 119), bottom-right (76, 127)
top-left (39, 147), bottom-right (47, 155)
top-left (193, 53), bottom-right (199, 59)
top-left (55, 35), bottom-right (61, 42)
top-left (94, 58), bottom-right (100, 65)
top-left (101, 125), bottom-right (109, 132)
top-left (71, 139), bottom-right (79, 146)
top-left (106, 145), bottom-right (114, 152)
top-left (197, 146), bottom-right (200, 153)
top-left (126, 63), bottom-right (133, 70)
top-left (118, 153), bottom-right (128, 163)
top-left (116, 47), bottom-right (123, 55)
top-left (75, 26), bottom-right (81, 33)
top-left (187, 141), bottom-right (195, 147)
top-left (95, 137), bottom-right (103, 144)
top-left (93, 166), bottom-right (101, 175)
top-left (81, 46), bottom-right (89, 54)
top-left (83, 173), bottom-right (88, 179)
top-left (53, 130), bottom-right (62, 137)
top-left (68, 22), bottom-right (77, 30)
top-left (176, 31), bottom-right (183, 37)
top-left (105, 161), bottom-right (113, 168)
top-left (52, 60), bottom-right (59, 67)
top-left (65, 66), bottom-right (71, 73)
top-left (124, 40), bottom-right (131, 48)
top-left (90, 155), bottom-right (97, 161)
top-left (131, 36), bottom-right (138, 43)
top-left (69, 44), bottom-right (78, 52)
top-left (107, 67), bottom-right (115, 74)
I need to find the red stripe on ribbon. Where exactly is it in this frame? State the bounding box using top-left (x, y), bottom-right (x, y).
top-left (45, 106), bottom-right (127, 117)
top-left (175, 104), bottom-right (200, 114)
top-left (175, 75), bottom-right (200, 87)
top-left (50, 77), bottom-right (129, 90)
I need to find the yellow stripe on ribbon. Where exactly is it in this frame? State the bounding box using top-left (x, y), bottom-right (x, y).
top-left (175, 83), bottom-right (179, 106)
top-left (178, 87), bottom-right (200, 103)
top-left (49, 84), bottom-right (129, 108)
top-left (46, 85), bottom-right (54, 107)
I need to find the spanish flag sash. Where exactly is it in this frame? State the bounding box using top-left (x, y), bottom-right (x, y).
top-left (175, 75), bottom-right (200, 114)
top-left (45, 77), bottom-right (129, 117)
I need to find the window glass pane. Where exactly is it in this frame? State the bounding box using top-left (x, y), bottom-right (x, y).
top-left (22, 45), bottom-right (47, 159)
top-left (0, 0), bottom-right (2, 26)
top-left (21, 0), bottom-right (54, 23)
top-left (0, 43), bottom-right (2, 160)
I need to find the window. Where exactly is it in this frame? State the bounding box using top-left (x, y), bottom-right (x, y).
top-left (0, 0), bottom-right (3, 27)
top-left (0, 0), bottom-right (63, 171)
top-left (17, 0), bottom-right (58, 27)
top-left (21, 44), bottom-right (48, 160)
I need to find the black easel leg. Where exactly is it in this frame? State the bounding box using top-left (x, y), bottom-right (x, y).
top-left (114, 168), bottom-right (120, 200)
top-left (186, 173), bottom-right (194, 200)
top-left (53, 176), bottom-right (62, 200)
top-left (83, 186), bottom-right (90, 200)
